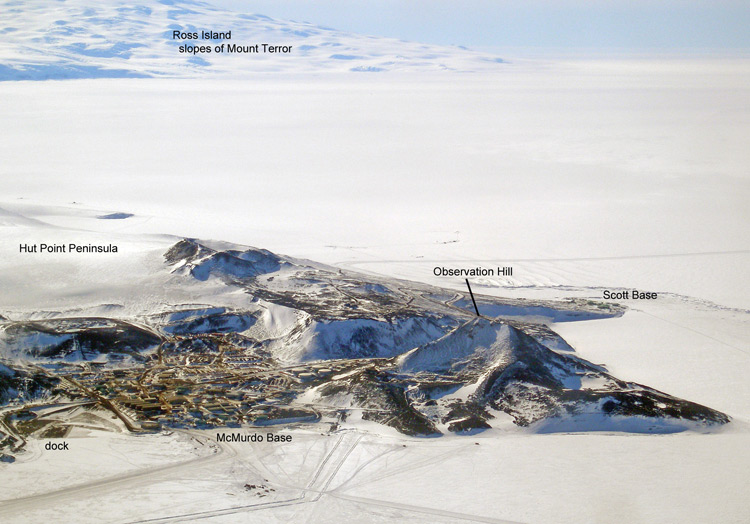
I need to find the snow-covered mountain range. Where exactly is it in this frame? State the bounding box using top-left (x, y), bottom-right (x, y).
top-left (0, 0), bottom-right (505, 80)
top-left (0, 204), bottom-right (730, 439)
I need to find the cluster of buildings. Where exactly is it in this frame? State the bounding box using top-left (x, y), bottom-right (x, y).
top-left (56, 334), bottom-right (360, 431)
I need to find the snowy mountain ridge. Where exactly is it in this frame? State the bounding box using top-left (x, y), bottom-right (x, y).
top-left (0, 229), bottom-right (730, 438)
top-left (0, 0), bottom-right (506, 80)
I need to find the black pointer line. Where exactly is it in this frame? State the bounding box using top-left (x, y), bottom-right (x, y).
top-left (465, 278), bottom-right (480, 317)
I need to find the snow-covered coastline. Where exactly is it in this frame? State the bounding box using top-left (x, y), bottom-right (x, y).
top-left (1, 1), bottom-right (748, 522)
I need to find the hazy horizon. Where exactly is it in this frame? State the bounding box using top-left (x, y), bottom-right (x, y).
top-left (215, 0), bottom-right (750, 53)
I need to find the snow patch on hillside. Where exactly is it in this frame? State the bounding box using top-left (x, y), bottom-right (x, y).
top-left (0, 0), bottom-right (505, 80)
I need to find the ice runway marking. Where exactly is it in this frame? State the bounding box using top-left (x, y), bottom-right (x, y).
top-left (0, 430), bottom-right (229, 518)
